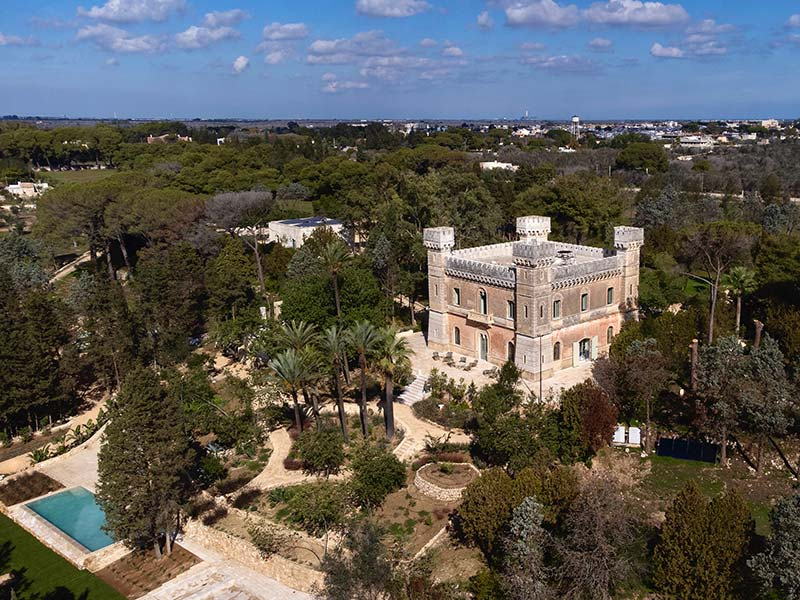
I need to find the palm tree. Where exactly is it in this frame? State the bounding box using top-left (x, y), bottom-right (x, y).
top-left (320, 325), bottom-right (351, 440)
top-left (347, 321), bottom-right (380, 438)
top-left (298, 346), bottom-right (324, 428)
top-left (723, 266), bottom-right (757, 335)
top-left (276, 320), bottom-right (319, 351)
top-left (319, 241), bottom-right (351, 321)
top-left (375, 328), bottom-right (414, 440)
top-left (268, 348), bottom-right (311, 432)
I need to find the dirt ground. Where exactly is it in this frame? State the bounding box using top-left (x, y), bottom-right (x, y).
top-left (377, 482), bottom-right (458, 557)
top-left (418, 464), bottom-right (478, 489)
top-left (96, 544), bottom-right (200, 599)
top-left (0, 472), bottom-right (63, 505)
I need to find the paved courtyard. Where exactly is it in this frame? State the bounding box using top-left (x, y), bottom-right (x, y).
top-left (405, 331), bottom-right (594, 400)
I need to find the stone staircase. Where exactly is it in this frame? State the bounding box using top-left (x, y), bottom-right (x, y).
top-left (393, 437), bottom-right (418, 463)
top-left (398, 375), bottom-right (427, 406)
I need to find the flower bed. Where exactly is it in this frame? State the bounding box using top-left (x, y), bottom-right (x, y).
top-left (414, 463), bottom-right (480, 502)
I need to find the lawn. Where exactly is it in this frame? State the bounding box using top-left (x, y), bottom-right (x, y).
top-left (0, 513), bottom-right (124, 600)
top-left (46, 170), bottom-right (117, 185)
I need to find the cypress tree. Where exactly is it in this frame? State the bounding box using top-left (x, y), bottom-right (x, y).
top-left (97, 366), bottom-right (193, 558)
top-left (653, 483), bottom-right (754, 599)
top-left (750, 491), bottom-right (800, 598)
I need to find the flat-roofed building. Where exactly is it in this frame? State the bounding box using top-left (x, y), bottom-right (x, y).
top-left (424, 216), bottom-right (643, 380)
top-left (267, 216), bottom-right (344, 248)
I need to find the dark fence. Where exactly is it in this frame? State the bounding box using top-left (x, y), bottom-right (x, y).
top-left (656, 437), bottom-right (719, 464)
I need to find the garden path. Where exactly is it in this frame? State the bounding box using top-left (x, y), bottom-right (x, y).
top-left (247, 429), bottom-right (309, 491)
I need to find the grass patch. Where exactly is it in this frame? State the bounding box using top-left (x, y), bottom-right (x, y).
top-left (644, 455), bottom-right (725, 498)
top-left (0, 513), bottom-right (124, 599)
top-left (46, 170), bottom-right (117, 185)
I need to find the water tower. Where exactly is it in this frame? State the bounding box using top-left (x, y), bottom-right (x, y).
top-left (570, 115), bottom-right (581, 138)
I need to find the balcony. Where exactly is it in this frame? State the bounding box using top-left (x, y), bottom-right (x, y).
top-left (467, 311), bottom-right (494, 325)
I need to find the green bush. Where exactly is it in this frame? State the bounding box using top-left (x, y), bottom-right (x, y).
top-left (413, 396), bottom-right (472, 430)
top-left (199, 455), bottom-right (228, 486)
top-left (350, 444), bottom-right (406, 508)
top-left (283, 481), bottom-right (349, 536)
top-left (295, 429), bottom-right (345, 477)
top-left (20, 426), bottom-right (33, 443)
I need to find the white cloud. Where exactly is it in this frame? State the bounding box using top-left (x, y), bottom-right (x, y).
top-left (442, 45), bottom-right (463, 57)
top-left (521, 53), bottom-right (597, 72)
top-left (105, 57), bottom-right (119, 65)
top-left (264, 50), bottom-right (288, 64)
top-left (321, 74), bottom-right (369, 93)
top-left (687, 19), bottom-right (734, 35)
top-left (589, 37), bottom-right (613, 51)
top-left (76, 23), bottom-right (165, 53)
top-left (175, 25), bottom-right (238, 49)
top-left (232, 55), bottom-right (249, 73)
top-left (307, 30), bottom-right (398, 65)
top-left (0, 32), bottom-right (39, 46)
top-left (78, 0), bottom-right (185, 23)
top-left (521, 41), bottom-right (546, 50)
top-left (650, 42), bottom-right (684, 58)
top-left (584, 0), bottom-right (688, 27)
top-left (477, 11), bottom-right (494, 30)
top-left (203, 9), bottom-right (249, 28)
top-left (355, 0), bottom-right (430, 18)
top-left (505, 0), bottom-right (581, 28)
top-left (262, 22), bottom-right (309, 41)
top-left (419, 37), bottom-right (437, 47)
top-left (787, 14), bottom-right (800, 28)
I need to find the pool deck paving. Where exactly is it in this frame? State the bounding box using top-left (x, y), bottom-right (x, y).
top-left (141, 536), bottom-right (312, 600)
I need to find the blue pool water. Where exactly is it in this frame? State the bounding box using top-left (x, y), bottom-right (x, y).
top-left (26, 487), bottom-right (114, 551)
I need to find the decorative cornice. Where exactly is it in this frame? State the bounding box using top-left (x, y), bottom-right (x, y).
top-left (552, 268), bottom-right (622, 290)
top-left (445, 256), bottom-right (516, 289)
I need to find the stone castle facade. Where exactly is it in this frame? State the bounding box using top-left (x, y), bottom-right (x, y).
top-left (423, 216), bottom-right (644, 380)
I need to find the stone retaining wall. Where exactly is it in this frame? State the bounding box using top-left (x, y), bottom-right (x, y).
top-left (413, 463), bottom-right (480, 502)
top-left (184, 519), bottom-right (323, 593)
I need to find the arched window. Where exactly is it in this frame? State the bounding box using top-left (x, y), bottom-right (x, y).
top-left (479, 289), bottom-right (488, 314)
top-left (454, 327), bottom-right (461, 345)
top-left (553, 342), bottom-right (561, 361)
top-left (479, 333), bottom-right (489, 361)
top-left (607, 326), bottom-right (614, 344)
top-left (507, 341), bottom-right (515, 361)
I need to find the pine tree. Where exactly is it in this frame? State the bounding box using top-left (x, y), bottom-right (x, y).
top-left (97, 366), bottom-right (193, 558)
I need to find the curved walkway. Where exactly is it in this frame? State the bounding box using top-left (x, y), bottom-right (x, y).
top-left (248, 429), bottom-right (310, 491)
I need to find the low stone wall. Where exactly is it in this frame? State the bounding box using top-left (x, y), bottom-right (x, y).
top-left (184, 519), bottom-right (323, 593)
top-left (413, 463), bottom-right (480, 502)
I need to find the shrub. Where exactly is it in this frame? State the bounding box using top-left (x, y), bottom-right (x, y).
top-left (20, 426), bottom-right (33, 443)
top-left (438, 463), bottom-right (454, 475)
top-left (295, 429), bottom-right (345, 477)
top-left (198, 455), bottom-right (227, 487)
top-left (350, 444), bottom-right (407, 508)
top-left (283, 481), bottom-right (348, 536)
top-left (28, 445), bottom-right (51, 464)
top-left (413, 396), bottom-right (472, 430)
top-left (249, 523), bottom-right (288, 558)
top-left (283, 457), bottom-right (304, 471)
top-left (0, 431), bottom-right (9, 447)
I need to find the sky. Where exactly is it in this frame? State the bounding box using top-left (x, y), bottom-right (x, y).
top-left (1, 0), bottom-right (800, 120)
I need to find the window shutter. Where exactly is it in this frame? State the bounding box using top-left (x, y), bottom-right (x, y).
top-left (572, 341), bottom-right (580, 367)
top-left (591, 336), bottom-right (599, 360)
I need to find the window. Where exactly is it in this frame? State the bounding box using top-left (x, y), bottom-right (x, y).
top-left (580, 293), bottom-right (589, 312)
top-left (524, 305), bottom-right (529, 319)
top-left (553, 342), bottom-right (561, 361)
top-left (553, 299), bottom-right (561, 319)
top-left (507, 341), bottom-right (515, 361)
top-left (479, 289), bottom-right (488, 314)
top-left (507, 300), bottom-right (516, 320)
top-left (607, 287), bottom-right (614, 305)
top-left (607, 326), bottom-right (614, 344)
top-left (479, 333), bottom-right (489, 361)
top-left (453, 287), bottom-right (461, 306)
top-left (434, 284), bottom-right (438, 297)
top-left (579, 338), bottom-right (591, 361)
top-left (454, 327), bottom-right (461, 345)
top-left (539, 304), bottom-right (544, 319)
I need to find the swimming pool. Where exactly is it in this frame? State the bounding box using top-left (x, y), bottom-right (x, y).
top-left (26, 486), bottom-right (114, 552)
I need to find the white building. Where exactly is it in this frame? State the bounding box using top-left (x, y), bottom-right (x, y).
top-left (267, 216), bottom-right (345, 248)
top-left (5, 181), bottom-right (50, 198)
top-left (479, 161), bottom-right (519, 172)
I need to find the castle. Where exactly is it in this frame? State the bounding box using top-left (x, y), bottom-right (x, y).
top-left (423, 216), bottom-right (644, 380)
